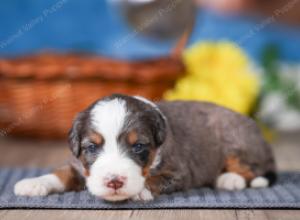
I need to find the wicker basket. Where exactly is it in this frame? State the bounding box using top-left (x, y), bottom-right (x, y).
top-left (0, 34), bottom-right (188, 139)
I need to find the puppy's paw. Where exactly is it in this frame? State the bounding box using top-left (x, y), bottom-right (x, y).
top-left (14, 174), bottom-right (65, 196)
top-left (250, 176), bottom-right (269, 188)
top-left (216, 172), bottom-right (246, 191)
top-left (14, 178), bottom-right (50, 196)
top-left (132, 188), bottom-right (154, 201)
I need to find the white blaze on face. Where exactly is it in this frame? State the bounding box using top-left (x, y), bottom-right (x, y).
top-left (86, 98), bottom-right (145, 201)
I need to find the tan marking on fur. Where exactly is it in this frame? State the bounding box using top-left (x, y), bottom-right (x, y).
top-left (54, 166), bottom-right (84, 191)
top-left (84, 169), bottom-right (90, 177)
top-left (145, 169), bottom-right (174, 195)
top-left (145, 175), bottom-right (162, 196)
top-left (126, 130), bottom-right (156, 177)
top-left (142, 149), bottom-right (157, 177)
top-left (224, 155), bottom-right (255, 181)
top-left (89, 131), bottom-right (103, 145)
top-left (127, 130), bottom-right (138, 145)
top-left (78, 131), bottom-right (103, 174)
top-left (78, 154), bottom-right (89, 171)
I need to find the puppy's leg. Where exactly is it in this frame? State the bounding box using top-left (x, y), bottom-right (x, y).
top-left (250, 176), bottom-right (269, 188)
top-left (216, 172), bottom-right (271, 190)
top-left (215, 155), bottom-right (274, 190)
top-left (14, 165), bottom-right (84, 196)
top-left (215, 155), bottom-right (250, 190)
top-left (132, 175), bottom-right (176, 201)
top-left (216, 172), bottom-right (247, 190)
top-left (132, 188), bottom-right (154, 201)
top-left (142, 172), bottom-right (184, 200)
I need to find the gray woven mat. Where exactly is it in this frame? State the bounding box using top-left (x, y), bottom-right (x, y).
top-left (0, 168), bottom-right (300, 209)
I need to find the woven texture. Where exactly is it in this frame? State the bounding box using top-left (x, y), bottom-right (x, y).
top-left (0, 52), bottom-right (186, 139)
top-left (0, 30), bottom-right (190, 139)
top-left (1, 168), bottom-right (300, 209)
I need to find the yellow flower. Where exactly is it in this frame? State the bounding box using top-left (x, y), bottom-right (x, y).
top-left (164, 41), bottom-right (260, 115)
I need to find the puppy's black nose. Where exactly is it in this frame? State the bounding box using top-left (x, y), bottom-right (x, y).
top-left (106, 178), bottom-right (124, 190)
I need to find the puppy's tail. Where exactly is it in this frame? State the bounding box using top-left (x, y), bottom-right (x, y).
top-left (264, 171), bottom-right (277, 186)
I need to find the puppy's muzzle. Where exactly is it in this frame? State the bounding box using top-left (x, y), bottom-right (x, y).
top-left (104, 175), bottom-right (127, 190)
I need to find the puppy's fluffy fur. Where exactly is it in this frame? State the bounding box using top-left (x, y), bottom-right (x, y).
top-left (14, 94), bottom-right (276, 201)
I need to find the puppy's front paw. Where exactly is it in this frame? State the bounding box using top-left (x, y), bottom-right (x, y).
top-left (216, 172), bottom-right (246, 191)
top-left (14, 174), bottom-right (65, 196)
top-left (14, 178), bottom-right (50, 196)
top-left (132, 188), bottom-right (154, 201)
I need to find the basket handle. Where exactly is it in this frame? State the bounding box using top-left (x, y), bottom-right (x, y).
top-left (170, 25), bottom-right (193, 59)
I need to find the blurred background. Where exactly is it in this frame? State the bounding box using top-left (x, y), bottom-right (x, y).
top-left (0, 0), bottom-right (300, 169)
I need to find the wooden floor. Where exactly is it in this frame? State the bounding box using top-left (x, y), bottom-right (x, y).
top-left (0, 134), bottom-right (299, 220)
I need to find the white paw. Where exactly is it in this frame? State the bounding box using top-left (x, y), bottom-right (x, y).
top-left (132, 188), bottom-right (154, 201)
top-left (14, 178), bottom-right (51, 196)
top-left (14, 174), bottom-right (64, 197)
top-left (250, 176), bottom-right (269, 188)
top-left (216, 172), bottom-right (246, 191)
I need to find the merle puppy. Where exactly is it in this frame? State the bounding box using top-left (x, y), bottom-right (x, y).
top-left (14, 94), bottom-right (276, 201)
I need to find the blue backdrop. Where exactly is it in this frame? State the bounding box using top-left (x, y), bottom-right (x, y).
top-left (1, 0), bottom-right (300, 62)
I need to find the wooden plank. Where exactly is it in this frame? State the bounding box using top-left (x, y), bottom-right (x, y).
top-left (0, 210), bottom-right (8, 219)
top-left (236, 210), bottom-right (268, 220)
top-left (1, 210), bottom-right (133, 220)
top-left (7, 209), bottom-right (298, 220)
top-left (264, 210), bottom-right (300, 220)
top-left (131, 209), bottom-right (236, 220)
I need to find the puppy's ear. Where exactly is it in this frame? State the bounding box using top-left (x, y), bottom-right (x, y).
top-left (152, 111), bottom-right (167, 147)
top-left (68, 112), bottom-right (86, 157)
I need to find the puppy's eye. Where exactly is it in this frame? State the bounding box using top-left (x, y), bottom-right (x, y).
top-left (132, 143), bottom-right (147, 154)
top-left (86, 143), bottom-right (97, 153)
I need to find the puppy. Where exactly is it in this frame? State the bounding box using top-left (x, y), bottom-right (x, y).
top-left (14, 94), bottom-right (276, 201)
